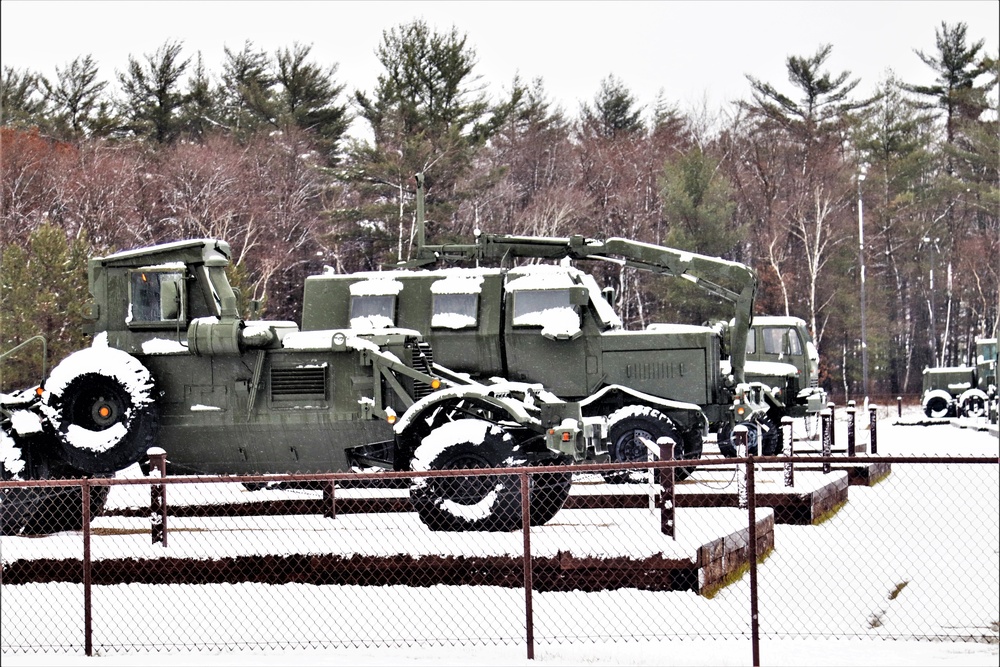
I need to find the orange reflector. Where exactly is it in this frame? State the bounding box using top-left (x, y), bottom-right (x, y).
top-left (548, 429), bottom-right (555, 435)
top-left (737, 406), bottom-right (746, 416)
top-left (431, 379), bottom-right (441, 389)
top-left (561, 432), bottom-right (571, 442)
top-left (387, 414), bottom-right (397, 424)
top-left (36, 386), bottom-right (44, 396)
top-left (99, 406), bottom-right (111, 418)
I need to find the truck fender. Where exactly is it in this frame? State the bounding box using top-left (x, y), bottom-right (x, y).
top-left (921, 389), bottom-right (955, 419)
top-left (579, 384), bottom-right (707, 435)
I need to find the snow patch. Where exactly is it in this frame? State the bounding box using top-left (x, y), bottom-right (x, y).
top-left (142, 338), bottom-right (188, 354)
top-left (431, 275), bottom-right (483, 295)
top-left (0, 429), bottom-right (26, 478)
top-left (350, 279), bottom-right (404, 297)
top-left (10, 409), bottom-right (43, 435)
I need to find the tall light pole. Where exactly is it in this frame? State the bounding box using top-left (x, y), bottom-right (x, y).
top-left (857, 165), bottom-right (869, 399)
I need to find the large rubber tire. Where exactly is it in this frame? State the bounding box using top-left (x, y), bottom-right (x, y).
top-left (718, 415), bottom-right (783, 457)
top-left (41, 347), bottom-right (158, 474)
top-left (602, 406), bottom-right (694, 484)
top-left (410, 419), bottom-right (523, 532)
top-left (923, 392), bottom-right (954, 419)
top-left (1, 451), bottom-right (111, 536)
top-left (959, 391), bottom-right (988, 418)
top-left (528, 457), bottom-right (573, 526)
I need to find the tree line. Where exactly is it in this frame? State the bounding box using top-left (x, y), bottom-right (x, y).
top-left (1, 19), bottom-right (997, 399)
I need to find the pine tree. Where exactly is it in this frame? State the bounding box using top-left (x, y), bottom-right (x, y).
top-left (580, 75), bottom-right (644, 139)
top-left (1, 66), bottom-right (48, 129)
top-left (117, 40), bottom-right (191, 143)
top-left (43, 55), bottom-right (110, 139)
top-left (340, 20), bottom-right (508, 265)
top-left (219, 40), bottom-right (277, 136)
top-left (274, 43), bottom-right (349, 164)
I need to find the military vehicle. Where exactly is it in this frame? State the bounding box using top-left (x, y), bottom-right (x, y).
top-left (2, 239), bottom-right (613, 535)
top-left (920, 337), bottom-right (997, 419)
top-left (301, 175), bottom-right (781, 471)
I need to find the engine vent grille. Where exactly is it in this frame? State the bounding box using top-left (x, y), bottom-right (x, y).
top-left (413, 341), bottom-right (435, 399)
top-left (270, 367), bottom-right (327, 400)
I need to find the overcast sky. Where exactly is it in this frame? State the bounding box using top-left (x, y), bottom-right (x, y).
top-left (2, 0), bottom-right (998, 129)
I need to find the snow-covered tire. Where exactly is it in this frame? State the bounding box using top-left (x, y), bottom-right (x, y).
top-left (922, 390), bottom-right (954, 419)
top-left (409, 419), bottom-right (522, 532)
top-left (602, 406), bottom-right (694, 484)
top-left (958, 389), bottom-right (988, 418)
top-left (718, 414), bottom-right (783, 457)
top-left (40, 347), bottom-right (158, 474)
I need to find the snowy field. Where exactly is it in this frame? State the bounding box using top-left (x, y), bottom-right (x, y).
top-left (2, 412), bottom-right (998, 666)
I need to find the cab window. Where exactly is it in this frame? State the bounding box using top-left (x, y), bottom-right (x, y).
top-left (762, 327), bottom-right (802, 355)
top-left (129, 270), bottom-right (185, 326)
top-left (350, 295), bottom-right (395, 329)
top-left (432, 293), bottom-right (478, 329)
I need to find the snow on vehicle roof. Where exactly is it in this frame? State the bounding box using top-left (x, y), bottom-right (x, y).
top-left (646, 323), bottom-right (717, 335)
top-left (504, 265), bottom-right (577, 291)
top-left (745, 360), bottom-right (801, 377)
top-left (751, 316), bottom-right (808, 328)
top-left (318, 266), bottom-right (502, 279)
top-left (349, 278), bottom-right (404, 296)
top-left (99, 239), bottom-right (231, 265)
top-left (430, 274), bottom-right (484, 294)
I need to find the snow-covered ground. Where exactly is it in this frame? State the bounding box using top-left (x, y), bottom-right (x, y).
top-left (2, 413), bottom-right (998, 666)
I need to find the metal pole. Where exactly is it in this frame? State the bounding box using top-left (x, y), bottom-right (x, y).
top-left (323, 480), bottom-right (337, 519)
top-left (148, 448), bottom-right (167, 546)
top-left (659, 437), bottom-right (675, 538)
top-left (897, 396), bottom-right (902, 419)
top-left (736, 425), bottom-right (748, 510)
top-left (847, 407), bottom-right (856, 458)
top-left (781, 417), bottom-right (794, 488)
top-left (858, 169), bottom-right (869, 399)
top-left (747, 456), bottom-right (760, 667)
top-left (821, 409), bottom-right (832, 474)
top-left (521, 471), bottom-right (534, 660)
top-left (82, 478), bottom-right (93, 657)
top-left (826, 401), bottom-right (836, 450)
top-left (869, 405), bottom-right (878, 455)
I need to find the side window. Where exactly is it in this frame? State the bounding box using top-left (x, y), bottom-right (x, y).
top-left (129, 270), bottom-right (185, 326)
top-left (511, 288), bottom-right (581, 339)
top-left (746, 330), bottom-right (757, 355)
top-left (432, 293), bottom-right (478, 329)
top-left (786, 329), bottom-right (803, 355)
top-left (762, 327), bottom-right (802, 355)
top-left (350, 295), bottom-right (395, 329)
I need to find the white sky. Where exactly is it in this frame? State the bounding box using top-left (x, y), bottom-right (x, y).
top-left (2, 0), bottom-right (998, 127)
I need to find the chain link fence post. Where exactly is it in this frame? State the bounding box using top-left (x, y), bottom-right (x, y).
top-left (847, 406), bottom-right (857, 458)
top-left (736, 425), bottom-right (749, 510)
top-left (82, 477), bottom-right (93, 657)
top-left (520, 470), bottom-right (534, 661)
top-left (148, 447), bottom-right (167, 546)
top-left (782, 417), bottom-right (794, 487)
top-left (658, 436), bottom-right (675, 538)
top-left (897, 396), bottom-right (903, 418)
top-left (827, 401), bottom-right (836, 449)
top-left (323, 479), bottom-right (336, 519)
top-left (869, 405), bottom-right (878, 454)
top-left (821, 409), bottom-right (832, 474)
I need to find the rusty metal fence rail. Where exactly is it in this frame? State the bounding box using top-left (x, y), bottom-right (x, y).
top-left (2, 453), bottom-right (998, 661)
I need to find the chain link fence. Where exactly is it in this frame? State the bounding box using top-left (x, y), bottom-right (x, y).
top-left (2, 420), bottom-right (998, 662)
